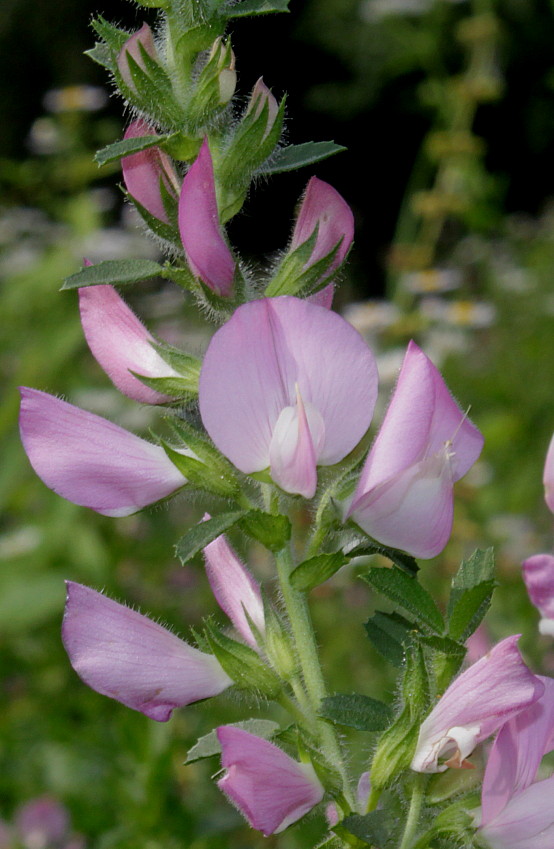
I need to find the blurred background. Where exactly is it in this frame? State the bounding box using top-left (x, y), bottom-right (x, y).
top-left (2, 0), bottom-right (554, 846)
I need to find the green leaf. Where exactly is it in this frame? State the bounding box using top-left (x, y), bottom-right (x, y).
top-left (346, 539), bottom-right (419, 575)
top-left (175, 511), bottom-right (246, 564)
top-left (338, 811), bottom-right (390, 847)
top-left (319, 694), bottom-right (393, 732)
top-left (260, 141), bottom-right (346, 174)
top-left (91, 16), bottom-right (129, 53)
top-left (62, 259), bottom-right (164, 290)
top-left (185, 719), bottom-right (280, 764)
top-left (362, 567), bottom-right (444, 634)
top-left (290, 552), bottom-right (348, 592)
top-left (219, 0), bottom-right (291, 17)
top-left (447, 548), bottom-right (496, 641)
top-left (364, 611), bottom-right (414, 667)
top-left (238, 510), bottom-right (291, 552)
top-left (95, 134), bottom-right (174, 167)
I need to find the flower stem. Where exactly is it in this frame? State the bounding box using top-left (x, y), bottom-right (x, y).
top-left (398, 773), bottom-right (429, 849)
top-left (275, 545), bottom-right (354, 807)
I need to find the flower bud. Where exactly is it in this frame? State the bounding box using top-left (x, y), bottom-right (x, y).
top-left (117, 23), bottom-right (157, 92)
top-left (121, 119), bottom-right (180, 224)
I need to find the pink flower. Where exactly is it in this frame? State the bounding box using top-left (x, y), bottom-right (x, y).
top-left (544, 432), bottom-right (554, 514)
top-left (121, 119), bottom-right (179, 224)
top-left (62, 582), bottom-right (232, 721)
top-left (19, 388), bottom-right (186, 516)
top-left (178, 139), bottom-right (235, 296)
top-left (411, 636), bottom-right (544, 773)
top-left (522, 554), bottom-right (554, 636)
top-left (79, 284), bottom-right (180, 404)
top-left (478, 677), bottom-right (554, 849)
top-left (347, 340), bottom-right (484, 559)
top-left (202, 519), bottom-right (264, 649)
top-left (117, 23), bottom-right (157, 91)
top-left (290, 177), bottom-right (354, 309)
top-left (216, 726), bottom-right (324, 835)
top-left (198, 296), bottom-right (378, 498)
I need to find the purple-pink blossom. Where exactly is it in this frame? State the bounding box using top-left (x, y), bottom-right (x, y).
top-left (19, 388), bottom-right (186, 516)
top-left (347, 340), bottom-right (484, 559)
top-left (411, 636), bottom-right (544, 773)
top-left (178, 139), bottom-right (235, 296)
top-left (216, 726), bottom-right (324, 835)
top-left (198, 296), bottom-right (378, 498)
top-left (121, 119), bottom-right (179, 223)
top-left (522, 554), bottom-right (554, 636)
top-left (117, 23), bottom-right (157, 91)
top-left (79, 284), bottom-right (180, 404)
top-left (202, 519), bottom-right (265, 649)
top-left (478, 677), bottom-right (554, 849)
top-left (62, 582), bottom-right (232, 721)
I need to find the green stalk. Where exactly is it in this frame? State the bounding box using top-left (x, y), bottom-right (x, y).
top-left (398, 774), bottom-right (429, 849)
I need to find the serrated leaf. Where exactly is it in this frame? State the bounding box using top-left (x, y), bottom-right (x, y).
top-left (185, 719), bottom-right (280, 764)
top-left (260, 141), bottom-right (346, 174)
top-left (238, 510), bottom-right (291, 552)
top-left (95, 134), bottom-right (174, 167)
top-left (449, 548), bottom-right (495, 599)
top-left (362, 567), bottom-right (444, 634)
top-left (175, 511), bottom-right (246, 564)
top-left (85, 42), bottom-right (114, 72)
top-left (290, 552), bottom-right (348, 592)
top-left (219, 0), bottom-right (290, 17)
top-left (346, 539), bottom-right (419, 575)
top-left (448, 580), bottom-right (495, 642)
top-left (364, 611), bottom-right (414, 667)
top-left (338, 811), bottom-right (390, 847)
top-left (319, 694), bottom-right (392, 731)
top-left (62, 259), bottom-right (164, 290)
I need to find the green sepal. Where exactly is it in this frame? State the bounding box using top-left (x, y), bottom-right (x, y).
top-left (124, 191), bottom-right (182, 249)
top-left (319, 693), bottom-right (393, 732)
top-left (219, 0), bottom-right (291, 17)
top-left (290, 552), bottom-right (348, 592)
top-left (62, 259), bottom-right (164, 290)
top-left (238, 510), bottom-right (291, 552)
top-left (151, 345), bottom-right (201, 390)
top-left (123, 51), bottom-right (183, 127)
top-left (419, 634), bottom-right (467, 692)
top-left (364, 610), bottom-right (414, 668)
top-left (129, 373), bottom-right (197, 400)
top-left (259, 141), bottom-right (347, 175)
top-left (90, 16), bottom-right (129, 65)
top-left (162, 444), bottom-right (239, 497)
top-left (261, 594), bottom-right (298, 680)
top-left (361, 567), bottom-right (444, 634)
top-left (95, 134), bottom-right (175, 167)
top-left (175, 510), bottom-right (247, 564)
top-left (447, 548), bottom-right (496, 642)
top-left (186, 38), bottom-right (235, 128)
top-left (337, 811), bottom-right (390, 848)
top-left (205, 623), bottom-right (281, 696)
top-left (185, 718), bottom-right (280, 764)
top-left (166, 418), bottom-right (237, 482)
top-left (173, 24), bottom-right (221, 77)
top-left (370, 642), bottom-right (431, 789)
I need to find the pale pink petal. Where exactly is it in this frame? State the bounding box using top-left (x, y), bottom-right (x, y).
top-left (481, 677), bottom-right (554, 823)
top-left (121, 119), bottom-right (179, 223)
top-left (411, 636), bottom-right (544, 773)
top-left (79, 284), bottom-right (179, 404)
top-left (63, 582), bottom-right (231, 721)
top-left (202, 521), bottom-right (265, 649)
top-left (290, 177), bottom-right (354, 273)
top-left (117, 23), bottom-right (156, 90)
top-left (216, 726), bottom-right (324, 835)
top-left (544, 433), bottom-right (554, 514)
top-left (19, 388), bottom-right (186, 516)
top-left (522, 554), bottom-right (554, 635)
top-left (178, 139), bottom-right (235, 296)
top-left (268, 388), bottom-right (321, 498)
top-left (308, 283), bottom-right (334, 309)
top-left (348, 341), bottom-right (483, 558)
top-left (199, 296), bottom-right (378, 479)
top-left (479, 774), bottom-right (554, 849)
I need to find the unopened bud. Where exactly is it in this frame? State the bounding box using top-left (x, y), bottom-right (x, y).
top-left (247, 78), bottom-right (279, 141)
top-left (117, 23), bottom-right (157, 91)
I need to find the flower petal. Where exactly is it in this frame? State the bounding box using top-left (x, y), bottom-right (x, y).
top-left (522, 554), bottom-right (554, 635)
top-left (199, 296), bottom-right (378, 475)
top-left (62, 582), bottom-right (231, 721)
top-left (117, 23), bottom-right (157, 90)
top-left (268, 387), bottom-right (322, 498)
top-left (121, 119), bottom-right (179, 223)
top-left (19, 388), bottom-right (186, 516)
top-left (79, 284), bottom-right (179, 404)
top-left (544, 432), bottom-right (554, 514)
top-left (479, 774), bottom-right (554, 849)
top-left (216, 726), bottom-right (324, 835)
top-left (202, 521), bottom-right (265, 649)
top-left (290, 177), bottom-right (354, 273)
top-left (178, 139), bottom-right (235, 296)
top-left (411, 636), bottom-right (544, 773)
